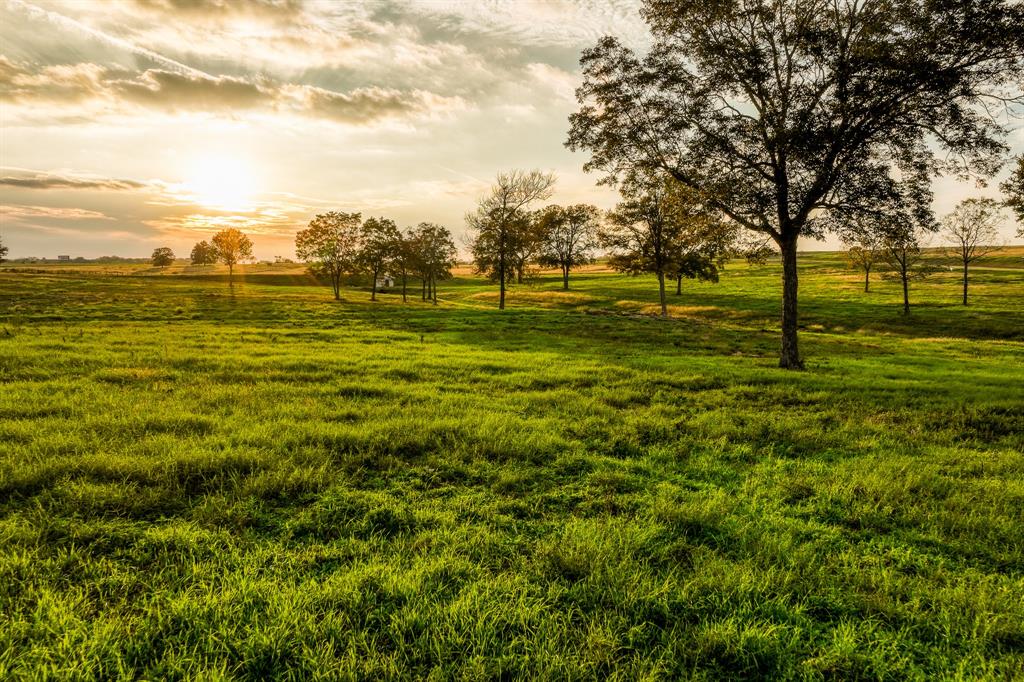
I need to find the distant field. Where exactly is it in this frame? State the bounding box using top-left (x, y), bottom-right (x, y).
top-left (1, 249), bottom-right (1022, 679)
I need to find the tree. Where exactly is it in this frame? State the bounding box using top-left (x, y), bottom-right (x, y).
top-left (567, 0), bottom-right (1024, 368)
top-left (190, 240), bottom-right (217, 265)
top-left (943, 198), bottom-right (1004, 306)
top-left (880, 220), bottom-right (933, 316)
top-left (602, 175), bottom-right (728, 317)
top-left (393, 230), bottom-right (415, 303)
top-left (467, 170), bottom-right (556, 309)
top-left (151, 247), bottom-right (175, 267)
top-left (295, 211), bottom-right (361, 300)
top-left (837, 218), bottom-right (883, 293)
top-left (358, 217), bottom-right (401, 302)
top-left (410, 222), bottom-right (457, 305)
top-left (0, 236), bottom-right (8, 264)
top-left (211, 228), bottom-right (253, 283)
top-left (537, 204), bottom-right (601, 289)
top-left (1001, 156), bottom-right (1024, 236)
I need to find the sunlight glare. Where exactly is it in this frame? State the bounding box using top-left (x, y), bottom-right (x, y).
top-left (184, 155), bottom-right (259, 211)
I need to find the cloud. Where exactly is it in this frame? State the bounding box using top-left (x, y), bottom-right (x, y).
top-left (0, 57), bottom-right (463, 126)
top-left (298, 84), bottom-right (466, 124)
top-left (0, 204), bottom-right (114, 220)
top-left (0, 170), bottom-right (147, 191)
top-left (125, 0), bottom-right (304, 22)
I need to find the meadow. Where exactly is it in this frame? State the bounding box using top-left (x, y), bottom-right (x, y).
top-left (1, 249), bottom-right (1022, 680)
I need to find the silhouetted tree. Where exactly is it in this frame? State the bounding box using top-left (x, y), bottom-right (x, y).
top-left (1001, 156), bottom-right (1024, 236)
top-left (880, 220), bottom-right (934, 316)
top-left (151, 247), bottom-right (175, 267)
top-left (943, 198), bottom-right (1004, 305)
top-left (0, 236), bottom-right (8, 264)
top-left (467, 170), bottom-right (556, 309)
top-left (359, 217), bottom-right (401, 302)
top-left (295, 211), bottom-right (361, 300)
top-left (393, 230), bottom-right (415, 303)
top-left (211, 228), bottom-right (253, 284)
top-left (410, 222), bottom-right (457, 305)
top-left (838, 219), bottom-right (884, 293)
top-left (568, 0), bottom-right (1024, 368)
top-left (190, 240), bottom-right (217, 265)
top-left (537, 204), bottom-right (600, 289)
top-left (603, 176), bottom-right (732, 317)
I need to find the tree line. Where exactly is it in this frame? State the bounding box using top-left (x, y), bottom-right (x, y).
top-left (465, 170), bottom-right (739, 316)
top-left (838, 197), bottom-right (1013, 314)
top-left (294, 213), bottom-right (457, 303)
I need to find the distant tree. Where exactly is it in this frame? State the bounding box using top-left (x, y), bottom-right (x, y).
top-left (211, 228), bottom-right (253, 283)
top-left (1001, 156), bottom-right (1024, 236)
top-left (410, 222), bottom-right (457, 305)
top-left (295, 211), bottom-right (361, 300)
top-left (567, 0), bottom-right (1024, 368)
top-left (393, 230), bottom-right (415, 303)
top-left (943, 198), bottom-right (1004, 306)
top-left (190, 240), bottom-right (217, 265)
top-left (0, 236), bottom-right (7, 264)
top-left (509, 213), bottom-right (548, 285)
top-left (359, 217), bottom-right (402, 301)
top-left (151, 247), bottom-right (175, 267)
top-left (537, 204), bottom-right (601, 289)
top-left (603, 176), bottom-right (730, 317)
top-left (664, 188), bottom-right (736, 295)
top-left (880, 219), bottom-right (934, 316)
top-left (467, 170), bottom-right (556, 309)
top-left (837, 218), bottom-right (884, 293)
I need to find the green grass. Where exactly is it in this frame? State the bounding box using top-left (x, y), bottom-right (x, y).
top-left (1, 250), bottom-right (1022, 680)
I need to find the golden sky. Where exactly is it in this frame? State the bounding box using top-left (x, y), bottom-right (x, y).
top-left (1, 0), bottom-right (1021, 259)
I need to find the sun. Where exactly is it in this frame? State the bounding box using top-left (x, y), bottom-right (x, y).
top-left (184, 155), bottom-right (259, 211)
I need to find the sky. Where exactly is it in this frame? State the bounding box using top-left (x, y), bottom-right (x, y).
top-left (1, 0), bottom-right (1021, 260)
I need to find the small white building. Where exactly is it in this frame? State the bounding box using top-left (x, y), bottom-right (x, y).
top-left (57, 255), bottom-right (71, 261)
top-left (375, 275), bottom-right (395, 291)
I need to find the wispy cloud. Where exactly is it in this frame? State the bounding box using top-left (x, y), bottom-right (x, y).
top-left (0, 169), bottom-right (148, 190)
top-left (0, 204), bottom-right (114, 220)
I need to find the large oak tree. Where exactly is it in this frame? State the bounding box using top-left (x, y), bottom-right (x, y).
top-left (567, 0), bottom-right (1024, 368)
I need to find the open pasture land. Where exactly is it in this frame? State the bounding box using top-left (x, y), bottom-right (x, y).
top-left (1, 250), bottom-right (1023, 679)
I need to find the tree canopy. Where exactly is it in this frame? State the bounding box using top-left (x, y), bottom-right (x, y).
top-left (537, 204), bottom-right (601, 290)
top-left (151, 247), bottom-right (175, 267)
top-left (295, 211), bottom-right (362, 300)
top-left (211, 228), bottom-right (253, 281)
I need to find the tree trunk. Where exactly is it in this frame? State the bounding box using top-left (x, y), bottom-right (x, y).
top-left (421, 277), bottom-right (426, 301)
top-left (779, 238), bottom-right (802, 369)
top-left (676, 274), bottom-right (682, 295)
top-left (864, 266), bottom-right (870, 293)
top-left (432, 274), bottom-right (438, 305)
top-left (370, 268), bottom-right (378, 301)
top-left (333, 272), bottom-right (340, 300)
top-left (657, 271), bottom-right (667, 318)
top-left (401, 273), bottom-right (407, 303)
top-left (499, 249), bottom-right (506, 310)
top-left (962, 261), bottom-right (969, 305)
top-left (562, 265), bottom-right (569, 290)
top-left (902, 271), bottom-right (910, 315)
top-left (228, 262), bottom-right (234, 285)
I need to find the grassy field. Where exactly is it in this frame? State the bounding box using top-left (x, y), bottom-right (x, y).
top-left (1, 249), bottom-right (1023, 679)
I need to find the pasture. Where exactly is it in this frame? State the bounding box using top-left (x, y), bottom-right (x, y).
top-left (1, 250), bottom-right (1023, 679)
